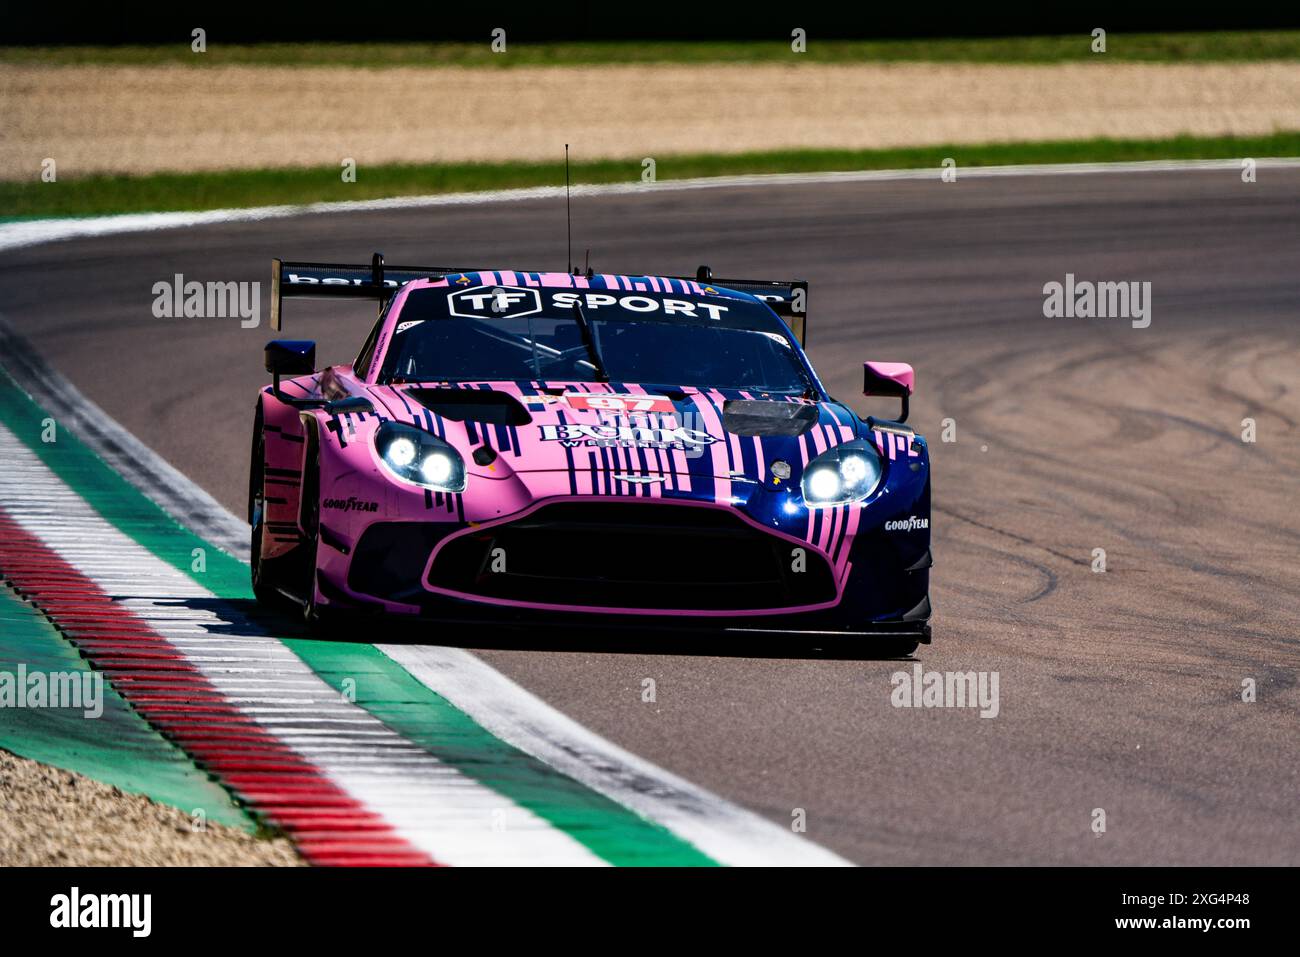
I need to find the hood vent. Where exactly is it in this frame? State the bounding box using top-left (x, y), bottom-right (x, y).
top-left (722, 399), bottom-right (818, 437)
top-left (406, 388), bottom-right (532, 426)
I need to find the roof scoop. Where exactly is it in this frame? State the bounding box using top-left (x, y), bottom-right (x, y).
top-left (722, 399), bottom-right (818, 437)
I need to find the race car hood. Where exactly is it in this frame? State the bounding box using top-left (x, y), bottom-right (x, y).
top-left (368, 381), bottom-right (865, 482)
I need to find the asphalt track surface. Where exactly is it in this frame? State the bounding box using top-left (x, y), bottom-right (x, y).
top-left (2, 169), bottom-right (1297, 865)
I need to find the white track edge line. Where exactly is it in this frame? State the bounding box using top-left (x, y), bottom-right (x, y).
top-left (378, 642), bottom-right (849, 866)
top-left (4, 157), bottom-right (1299, 253)
top-left (0, 316), bottom-right (250, 561)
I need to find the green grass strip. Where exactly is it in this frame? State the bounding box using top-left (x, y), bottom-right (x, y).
top-left (4, 132), bottom-right (1297, 220)
top-left (0, 582), bottom-right (255, 829)
top-left (0, 365), bottom-right (717, 865)
top-left (5, 32), bottom-right (1300, 67)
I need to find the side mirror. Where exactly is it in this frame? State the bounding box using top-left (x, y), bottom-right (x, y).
top-left (266, 339), bottom-right (316, 375)
top-left (863, 361), bottom-right (914, 423)
top-left (266, 340), bottom-right (315, 398)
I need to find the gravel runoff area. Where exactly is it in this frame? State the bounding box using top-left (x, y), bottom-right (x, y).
top-left (0, 749), bottom-right (302, 866)
top-left (2, 61), bottom-right (1299, 180)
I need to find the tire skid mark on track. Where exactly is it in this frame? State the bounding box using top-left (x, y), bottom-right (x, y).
top-left (935, 504), bottom-right (1090, 568)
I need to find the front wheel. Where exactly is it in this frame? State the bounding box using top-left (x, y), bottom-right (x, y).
top-left (298, 428), bottom-right (342, 637)
top-left (250, 507), bottom-right (283, 606)
top-left (249, 429), bottom-right (283, 606)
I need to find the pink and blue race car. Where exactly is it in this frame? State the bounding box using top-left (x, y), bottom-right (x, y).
top-left (250, 255), bottom-right (931, 651)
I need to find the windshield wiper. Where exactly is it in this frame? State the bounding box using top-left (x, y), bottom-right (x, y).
top-left (571, 301), bottom-right (609, 382)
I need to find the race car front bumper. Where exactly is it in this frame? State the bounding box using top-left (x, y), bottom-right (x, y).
top-left (318, 498), bottom-right (930, 639)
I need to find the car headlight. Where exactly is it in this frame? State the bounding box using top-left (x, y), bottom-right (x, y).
top-left (375, 422), bottom-right (466, 492)
top-left (801, 439), bottom-right (882, 507)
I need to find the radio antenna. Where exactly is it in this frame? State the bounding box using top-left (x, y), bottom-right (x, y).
top-left (564, 144), bottom-right (573, 274)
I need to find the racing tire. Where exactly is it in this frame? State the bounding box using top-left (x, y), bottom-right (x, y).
top-left (249, 428), bottom-right (284, 607)
top-left (298, 428), bottom-right (343, 637)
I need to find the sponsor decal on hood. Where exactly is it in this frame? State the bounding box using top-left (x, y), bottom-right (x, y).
top-left (539, 422), bottom-right (719, 451)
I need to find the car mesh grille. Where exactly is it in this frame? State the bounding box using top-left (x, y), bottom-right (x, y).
top-left (427, 502), bottom-right (836, 611)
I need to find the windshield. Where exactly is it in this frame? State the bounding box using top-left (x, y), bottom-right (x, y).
top-left (380, 284), bottom-right (813, 394)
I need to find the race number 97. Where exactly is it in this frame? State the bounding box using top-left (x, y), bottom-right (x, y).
top-left (564, 393), bottom-right (675, 414)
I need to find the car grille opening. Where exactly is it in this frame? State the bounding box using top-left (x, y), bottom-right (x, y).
top-left (349, 523), bottom-right (451, 602)
top-left (427, 502), bottom-right (836, 611)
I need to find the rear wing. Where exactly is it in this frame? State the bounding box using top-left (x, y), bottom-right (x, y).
top-left (678, 269), bottom-right (809, 344)
top-left (271, 255), bottom-right (809, 343)
top-left (270, 254), bottom-right (473, 331)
